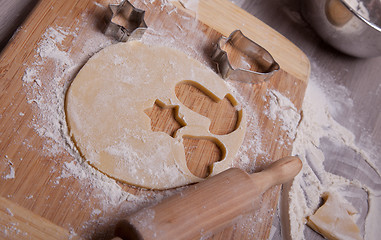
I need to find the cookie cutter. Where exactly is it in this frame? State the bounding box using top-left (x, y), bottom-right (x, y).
top-left (104, 0), bottom-right (148, 42)
top-left (212, 30), bottom-right (280, 84)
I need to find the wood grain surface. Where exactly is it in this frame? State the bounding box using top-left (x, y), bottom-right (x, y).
top-left (0, 196), bottom-right (80, 240)
top-left (119, 157), bottom-right (302, 240)
top-left (0, 0), bottom-right (309, 239)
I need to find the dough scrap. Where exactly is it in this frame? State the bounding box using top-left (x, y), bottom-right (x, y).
top-left (307, 192), bottom-right (363, 240)
top-left (65, 41), bottom-right (246, 189)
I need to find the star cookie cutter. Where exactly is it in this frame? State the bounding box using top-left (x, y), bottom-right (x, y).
top-left (104, 0), bottom-right (148, 42)
top-left (212, 30), bottom-right (280, 84)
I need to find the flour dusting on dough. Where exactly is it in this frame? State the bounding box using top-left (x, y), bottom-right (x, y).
top-left (65, 41), bottom-right (246, 189)
top-left (17, 1), bottom-right (380, 239)
top-left (18, 4), bottom-right (252, 238)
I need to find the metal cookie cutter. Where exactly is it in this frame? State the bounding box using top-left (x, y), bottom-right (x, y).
top-left (212, 30), bottom-right (280, 84)
top-left (104, 0), bottom-right (148, 42)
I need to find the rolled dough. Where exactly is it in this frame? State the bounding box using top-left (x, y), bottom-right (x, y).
top-left (307, 192), bottom-right (362, 240)
top-left (65, 41), bottom-right (246, 189)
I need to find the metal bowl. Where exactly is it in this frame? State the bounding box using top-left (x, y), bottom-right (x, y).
top-left (301, 0), bottom-right (381, 58)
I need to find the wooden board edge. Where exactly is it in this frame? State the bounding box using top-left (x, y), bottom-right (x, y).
top-left (172, 0), bottom-right (311, 83)
top-left (0, 196), bottom-right (81, 240)
top-left (0, 0), bottom-right (309, 239)
top-left (1, 0), bottom-right (311, 84)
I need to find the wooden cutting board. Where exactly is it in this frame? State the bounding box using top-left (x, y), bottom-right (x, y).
top-left (0, 0), bottom-right (310, 239)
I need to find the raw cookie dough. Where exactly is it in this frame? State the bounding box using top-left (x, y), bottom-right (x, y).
top-left (65, 41), bottom-right (246, 189)
top-left (307, 192), bottom-right (362, 240)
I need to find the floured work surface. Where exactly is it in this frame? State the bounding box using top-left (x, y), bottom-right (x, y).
top-left (65, 41), bottom-right (247, 189)
top-left (0, 0), bottom-right (309, 239)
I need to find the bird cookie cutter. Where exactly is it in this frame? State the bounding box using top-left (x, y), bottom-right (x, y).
top-left (212, 30), bottom-right (280, 84)
top-left (104, 0), bottom-right (148, 42)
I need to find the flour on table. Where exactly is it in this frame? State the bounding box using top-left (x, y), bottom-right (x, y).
top-left (225, 82), bottom-right (265, 171)
top-left (264, 89), bottom-right (300, 146)
top-left (179, 0), bottom-right (200, 14)
top-left (19, 1), bottom-right (381, 239)
top-left (65, 41), bottom-right (247, 189)
top-left (20, 13), bottom-right (148, 238)
top-left (91, 209), bottom-right (102, 216)
top-left (5, 208), bottom-right (14, 217)
top-left (19, 3), bottom-right (251, 238)
top-left (277, 66), bottom-right (381, 240)
top-left (3, 161), bottom-right (15, 180)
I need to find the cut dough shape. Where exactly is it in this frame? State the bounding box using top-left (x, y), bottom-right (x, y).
top-left (65, 41), bottom-right (246, 189)
top-left (307, 192), bottom-right (363, 240)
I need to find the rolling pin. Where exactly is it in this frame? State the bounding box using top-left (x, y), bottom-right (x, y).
top-left (114, 156), bottom-right (302, 240)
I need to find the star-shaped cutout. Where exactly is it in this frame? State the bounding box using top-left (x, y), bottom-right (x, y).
top-left (144, 100), bottom-right (186, 137)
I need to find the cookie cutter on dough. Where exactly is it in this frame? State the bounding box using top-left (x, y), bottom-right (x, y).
top-left (104, 0), bottom-right (148, 42)
top-left (212, 30), bottom-right (280, 84)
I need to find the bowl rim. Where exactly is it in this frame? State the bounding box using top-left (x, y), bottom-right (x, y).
top-left (340, 0), bottom-right (381, 32)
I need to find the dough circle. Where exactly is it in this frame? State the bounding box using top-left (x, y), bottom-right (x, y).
top-left (65, 41), bottom-right (246, 189)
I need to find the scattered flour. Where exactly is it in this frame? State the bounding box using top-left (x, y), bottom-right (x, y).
top-left (225, 82), bottom-right (265, 171)
top-left (18, 2), bottom-right (263, 238)
top-left (16, 1), bottom-right (380, 239)
top-left (91, 209), bottom-right (102, 216)
top-left (5, 208), bottom-right (14, 217)
top-left (278, 66), bottom-right (381, 240)
top-left (21, 18), bottom-right (114, 157)
top-left (264, 89), bottom-right (301, 146)
top-left (93, 1), bottom-right (105, 9)
top-left (179, 0), bottom-right (200, 15)
top-left (19, 11), bottom-right (150, 238)
top-left (3, 161), bottom-right (15, 180)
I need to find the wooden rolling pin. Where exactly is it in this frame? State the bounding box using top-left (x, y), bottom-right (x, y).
top-left (114, 156), bottom-right (302, 240)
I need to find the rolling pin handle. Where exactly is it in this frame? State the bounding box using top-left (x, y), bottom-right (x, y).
top-left (114, 156), bottom-right (302, 240)
top-left (254, 156), bottom-right (302, 186)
